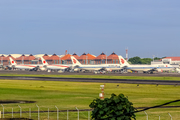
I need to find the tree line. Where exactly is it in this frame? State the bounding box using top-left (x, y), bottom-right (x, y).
top-left (128, 56), bottom-right (164, 64)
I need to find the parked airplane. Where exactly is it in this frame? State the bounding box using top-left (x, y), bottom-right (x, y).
top-left (41, 57), bottom-right (72, 72)
top-left (118, 56), bottom-right (174, 73)
top-left (70, 56), bottom-right (121, 73)
top-left (9, 57), bottom-right (39, 71)
top-left (175, 68), bottom-right (180, 73)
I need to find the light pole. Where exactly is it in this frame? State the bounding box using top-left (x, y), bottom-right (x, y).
top-left (102, 57), bottom-right (104, 64)
top-left (153, 55), bottom-right (155, 62)
top-left (1, 56), bottom-right (3, 66)
top-left (22, 56), bottom-right (24, 64)
top-left (38, 57), bottom-right (40, 65)
top-left (106, 54), bottom-right (107, 64)
top-left (86, 56), bottom-right (88, 64)
top-left (59, 56), bottom-right (60, 64)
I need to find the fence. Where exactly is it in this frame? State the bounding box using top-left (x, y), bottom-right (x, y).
top-left (0, 104), bottom-right (92, 120)
top-left (0, 104), bottom-right (179, 120)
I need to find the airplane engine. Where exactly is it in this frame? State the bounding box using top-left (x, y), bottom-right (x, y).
top-left (30, 66), bottom-right (39, 71)
top-left (73, 68), bottom-right (79, 72)
top-left (39, 66), bottom-right (46, 71)
top-left (43, 65), bottom-right (47, 69)
top-left (106, 68), bottom-right (112, 72)
top-left (5, 66), bottom-right (12, 70)
top-left (157, 69), bottom-right (163, 73)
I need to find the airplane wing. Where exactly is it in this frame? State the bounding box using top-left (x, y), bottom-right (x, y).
top-left (4, 65), bottom-right (12, 70)
top-left (150, 68), bottom-right (157, 71)
top-left (29, 66), bottom-right (40, 71)
top-left (98, 67), bottom-right (107, 71)
top-left (120, 66), bottom-right (128, 73)
top-left (144, 68), bottom-right (157, 74)
top-left (65, 65), bottom-right (81, 72)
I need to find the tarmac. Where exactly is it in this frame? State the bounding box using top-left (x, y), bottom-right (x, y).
top-left (0, 70), bottom-right (180, 77)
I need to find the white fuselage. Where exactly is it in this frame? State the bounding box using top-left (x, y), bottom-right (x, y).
top-left (45, 64), bottom-right (70, 70)
top-left (13, 64), bottom-right (39, 70)
top-left (126, 64), bottom-right (174, 72)
top-left (77, 64), bottom-right (120, 71)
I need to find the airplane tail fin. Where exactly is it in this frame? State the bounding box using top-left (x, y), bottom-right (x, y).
top-left (70, 56), bottom-right (81, 65)
top-left (9, 57), bottom-right (16, 65)
top-left (41, 57), bottom-right (49, 65)
top-left (118, 56), bottom-right (129, 66)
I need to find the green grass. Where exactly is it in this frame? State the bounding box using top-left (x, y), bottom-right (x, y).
top-left (0, 80), bottom-right (180, 119)
top-left (1, 73), bottom-right (180, 81)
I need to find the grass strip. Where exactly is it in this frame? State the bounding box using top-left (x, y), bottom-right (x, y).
top-left (0, 79), bottom-right (180, 120)
top-left (0, 74), bottom-right (180, 81)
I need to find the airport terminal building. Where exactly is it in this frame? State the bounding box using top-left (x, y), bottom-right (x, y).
top-left (1, 52), bottom-right (180, 67)
top-left (161, 57), bottom-right (180, 65)
top-left (0, 52), bottom-right (121, 66)
top-left (151, 57), bottom-right (180, 68)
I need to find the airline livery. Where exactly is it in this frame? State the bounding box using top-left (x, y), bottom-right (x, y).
top-left (70, 56), bottom-right (121, 72)
top-left (9, 57), bottom-right (39, 71)
top-left (41, 57), bottom-right (71, 71)
top-left (118, 56), bottom-right (174, 73)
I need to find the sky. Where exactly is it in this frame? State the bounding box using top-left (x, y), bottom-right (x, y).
top-left (0, 0), bottom-right (180, 58)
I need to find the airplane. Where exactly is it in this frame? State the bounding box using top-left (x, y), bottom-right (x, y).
top-left (9, 57), bottom-right (39, 71)
top-left (41, 57), bottom-right (73, 72)
top-left (118, 56), bottom-right (174, 74)
top-left (70, 56), bottom-right (121, 73)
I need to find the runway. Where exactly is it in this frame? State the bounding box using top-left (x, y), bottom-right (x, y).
top-left (0, 76), bottom-right (180, 85)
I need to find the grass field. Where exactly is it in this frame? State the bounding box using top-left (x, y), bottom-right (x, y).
top-left (0, 79), bottom-right (180, 119)
top-left (1, 73), bottom-right (180, 81)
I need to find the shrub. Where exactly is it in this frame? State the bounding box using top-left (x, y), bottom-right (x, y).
top-left (89, 93), bottom-right (136, 120)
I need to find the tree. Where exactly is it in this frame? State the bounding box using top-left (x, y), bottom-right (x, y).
top-left (154, 57), bottom-right (161, 60)
top-left (128, 56), bottom-right (141, 64)
top-left (141, 58), bottom-right (153, 64)
top-left (128, 57), bottom-right (153, 64)
top-left (89, 93), bottom-right (136, 120)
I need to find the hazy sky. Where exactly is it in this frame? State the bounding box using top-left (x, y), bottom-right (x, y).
top-left (0, 0), bottom-right (180, 58)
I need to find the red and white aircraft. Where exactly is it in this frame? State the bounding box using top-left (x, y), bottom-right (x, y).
top-left (70, 56), bottom-right (121, 72)
top-left (41, 57), bottom-right (71, 71)
top-left (118, 56), bottom-right (174, 73)
top-left (9, 57), bottom-right (39, 71)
